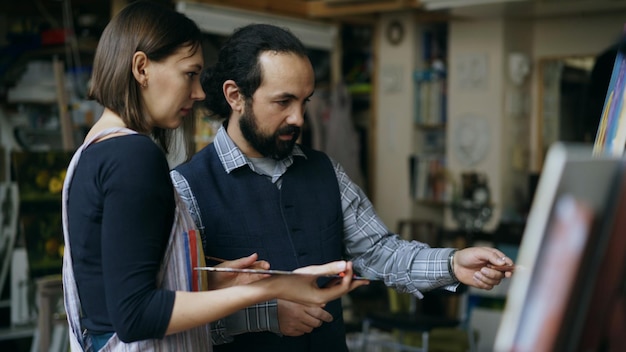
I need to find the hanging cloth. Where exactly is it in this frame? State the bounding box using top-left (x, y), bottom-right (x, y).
top-left (324, 82), bottom-right (365, 189)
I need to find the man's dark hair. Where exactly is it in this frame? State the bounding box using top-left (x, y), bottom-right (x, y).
top-left (202, 24), bottom-right (309, 119)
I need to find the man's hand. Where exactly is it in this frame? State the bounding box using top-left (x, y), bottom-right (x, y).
top-left (453, 247), bottom-right (515, 290)
top-left (277, 299), bottom-right (333, 336)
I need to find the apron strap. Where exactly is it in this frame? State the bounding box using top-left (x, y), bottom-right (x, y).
top-left (62, 127), bottom-right (137, 351)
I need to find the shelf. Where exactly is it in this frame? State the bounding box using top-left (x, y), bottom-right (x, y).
top-left (19, 193), bottom-right (62, 203)
top-left (0, 324), bottom-right (35, 341)
top-left (415, 122), bottom-right (446, 130)
top-left (410, 23), bottom-right (449, 225)
top-left (6, 97), bottom-right (57, 105)
top-left (415, 199), bottom-right (447, 207)
top-left (409, 154), bottom-right (447, 203)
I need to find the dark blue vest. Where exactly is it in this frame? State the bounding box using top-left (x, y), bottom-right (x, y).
top-left (176, 144), bottom-right (347, 352)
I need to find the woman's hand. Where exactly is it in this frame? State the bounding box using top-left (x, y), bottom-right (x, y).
top-left (453, 247), bottom-right (515, 290)
top-left (265, 261), bottom-right (369, 307)
top-left (167, 260), bottom-right (368, 335)
top-left (207, 253), bottom-right (270, 290)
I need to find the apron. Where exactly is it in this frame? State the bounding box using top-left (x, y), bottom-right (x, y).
top-left (61, 127), bottom-right (211, 351)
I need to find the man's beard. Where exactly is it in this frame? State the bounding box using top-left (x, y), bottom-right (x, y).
top-left (239, 102), bottom-right (300, 160)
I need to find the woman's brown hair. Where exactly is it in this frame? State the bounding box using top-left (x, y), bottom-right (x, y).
top-left (88, 0), bottom-right (202, 154)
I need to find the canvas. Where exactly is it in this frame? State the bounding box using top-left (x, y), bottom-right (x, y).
top-left (494, 143), bottom-right (625, 351)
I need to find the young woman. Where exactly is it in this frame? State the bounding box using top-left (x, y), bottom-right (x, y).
top-left (62, 2), bottom-right (366, 351)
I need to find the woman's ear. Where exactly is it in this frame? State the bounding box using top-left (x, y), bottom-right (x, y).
top-left (223, 80), bottom-right (244, 113)
top-left (132, 51), bottom-right (149, 88)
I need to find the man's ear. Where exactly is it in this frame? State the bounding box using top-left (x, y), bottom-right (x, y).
top-left (223, 80), bottom-right (244, 113)
top-left (132, 51), bottom-right (149, 87)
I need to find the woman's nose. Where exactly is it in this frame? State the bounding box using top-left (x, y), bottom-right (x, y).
top-left (192, 81), bottom-right (206, 101)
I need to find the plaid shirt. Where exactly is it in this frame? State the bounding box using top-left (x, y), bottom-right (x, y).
top-left (170, 126), bottom-right (458, 344)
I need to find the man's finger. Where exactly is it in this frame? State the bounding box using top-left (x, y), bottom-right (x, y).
top-left (305, 306), bottom-right (333, 323)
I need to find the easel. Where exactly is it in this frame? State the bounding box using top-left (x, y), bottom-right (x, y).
top-left (53, 57), bottom-right (76, 152)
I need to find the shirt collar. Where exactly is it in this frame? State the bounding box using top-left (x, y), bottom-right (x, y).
top-left (213, 125), bottom-right (306, 174)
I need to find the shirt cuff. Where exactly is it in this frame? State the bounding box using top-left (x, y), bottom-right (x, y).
top-left (443, 248), bottom-right (461, 291)
top-left (211, 300), bottom-right (280, 344)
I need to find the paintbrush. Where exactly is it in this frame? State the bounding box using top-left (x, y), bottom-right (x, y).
top-left (202, 256), bottom-right (374, 281)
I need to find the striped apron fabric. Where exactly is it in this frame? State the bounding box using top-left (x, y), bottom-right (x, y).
top-left (61, 127), bottom-right (211, 351)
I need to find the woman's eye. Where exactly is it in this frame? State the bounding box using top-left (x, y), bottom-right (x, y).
top-left (187, 72), bottom-right (199, 78)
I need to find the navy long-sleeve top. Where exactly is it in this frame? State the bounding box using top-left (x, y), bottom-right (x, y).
top-left (67, 134), bottom-right (176, 342)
